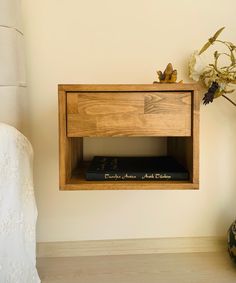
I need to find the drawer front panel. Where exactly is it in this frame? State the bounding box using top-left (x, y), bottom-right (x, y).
top-left (67, 92), bottom-right (191, 137)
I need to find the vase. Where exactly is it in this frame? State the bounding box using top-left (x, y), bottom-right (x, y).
top-left (228, 219), bottom-right (236, 262)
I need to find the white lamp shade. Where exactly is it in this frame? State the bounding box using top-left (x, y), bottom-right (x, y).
top-left (0, 0), bottom-right (22, 31)
top-left (0, 28), bottom-right (26, 86)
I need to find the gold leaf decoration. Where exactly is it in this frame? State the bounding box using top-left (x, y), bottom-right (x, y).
top-left (199, 27), bottom-right (225, 55)
top-left (155, 63), bottom-right (178, 83)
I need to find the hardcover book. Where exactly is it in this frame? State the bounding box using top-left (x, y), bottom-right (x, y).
top-left (86, 156), bottom-right (189, 181)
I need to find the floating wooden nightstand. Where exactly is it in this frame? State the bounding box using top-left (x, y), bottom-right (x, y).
top-left (58, 84), bottom-right (199, 190)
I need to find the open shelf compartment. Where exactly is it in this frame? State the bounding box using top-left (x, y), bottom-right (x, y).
top-left (59, 136), bottom-right (198, 190)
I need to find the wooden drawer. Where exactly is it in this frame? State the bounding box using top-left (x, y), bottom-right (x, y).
top-left (66, 91), bottom-right (192, 137)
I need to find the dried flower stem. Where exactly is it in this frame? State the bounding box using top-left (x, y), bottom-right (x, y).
top-left (222, 94), bottom-right (236, 107)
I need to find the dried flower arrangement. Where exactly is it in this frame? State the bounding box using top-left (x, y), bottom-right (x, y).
top-left (189, 27), bottom-right (236, 107)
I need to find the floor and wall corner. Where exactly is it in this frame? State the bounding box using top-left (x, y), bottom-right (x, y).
top-left (7, 0), bottom-right (236, 281)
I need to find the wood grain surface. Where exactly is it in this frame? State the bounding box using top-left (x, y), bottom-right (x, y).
top-left (37, 251), bottom-right (235, 283)
top-left (67, 92), bottom-right (191, 137)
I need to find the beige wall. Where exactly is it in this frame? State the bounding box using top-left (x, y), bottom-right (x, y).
top-left (21, 0), bottom-right (236, 242)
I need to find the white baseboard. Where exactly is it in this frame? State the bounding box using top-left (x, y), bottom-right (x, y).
top-left (37, 237), bottom-right (226, 258)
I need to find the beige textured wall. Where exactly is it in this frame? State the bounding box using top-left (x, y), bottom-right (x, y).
top-left (21, 0), bottom-right (236, 242)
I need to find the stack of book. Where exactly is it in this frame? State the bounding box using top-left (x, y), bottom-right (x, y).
top-left (86, 156), bottom-right (189, 181)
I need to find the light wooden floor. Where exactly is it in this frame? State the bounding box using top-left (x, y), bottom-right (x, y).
top-left (37, 251), bottom-right (236, 283)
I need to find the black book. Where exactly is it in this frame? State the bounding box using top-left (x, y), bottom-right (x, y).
top-left (86, 156), bottom-right (189, 181)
